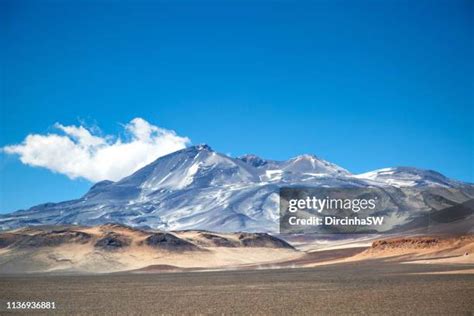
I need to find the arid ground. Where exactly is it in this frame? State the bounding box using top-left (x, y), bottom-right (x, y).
top-left (0, 261), bottom-right (473, 315)
top-left (1, 227), bottom-right (473, 314)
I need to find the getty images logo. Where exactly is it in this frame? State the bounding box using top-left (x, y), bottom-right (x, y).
top-left (287, 196), bottom-right (378, 213)
top-left (280, 187), bottom-right (387, 234)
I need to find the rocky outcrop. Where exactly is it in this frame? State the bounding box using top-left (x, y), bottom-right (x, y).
top-left (94, 232), bottom-right (131, 250)
top-left (199, 233), bottom-right (239, 247)
top-left (372, 237), bottom-right (439, 250)
top-left (371, 235), bottom-right (474, 250)
top-left (238, 233), bottom-right (294, 249)
top-left (0, 233), bottom-right (23, 248)
top-left (145, 233), bottom-right (199, 252)
top-left (1, 230), bottom-right (91, 249)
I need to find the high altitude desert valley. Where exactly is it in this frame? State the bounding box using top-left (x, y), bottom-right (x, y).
top-left (0, 224), bottom-right (473, 314)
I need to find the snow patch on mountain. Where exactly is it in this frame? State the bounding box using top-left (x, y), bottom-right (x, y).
top-left (354, 167), bottom-right (460, 188)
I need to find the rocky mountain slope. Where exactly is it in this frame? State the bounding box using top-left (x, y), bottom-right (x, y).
top-left (1, 144), bottom-right (473, 232)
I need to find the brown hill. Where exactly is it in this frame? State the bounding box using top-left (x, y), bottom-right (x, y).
top-left (0, 225), bottom-right (299, 274)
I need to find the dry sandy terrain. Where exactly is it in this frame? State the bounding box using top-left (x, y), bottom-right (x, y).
top-left (1, 226), bottom-right (473, 314)
top-left (0, 262), bottom-right (473, 315)
top-left (353, 235), bottom-right (474, 264)
top-left (0, 225), bottom-right (301, 274)
top-left (291, 235), bottom-right (474, 269)
top-left (1, 225), bottom-right (473, 274)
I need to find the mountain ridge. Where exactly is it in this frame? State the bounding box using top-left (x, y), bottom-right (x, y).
top-left (1, 144), bottom-right (473, 232)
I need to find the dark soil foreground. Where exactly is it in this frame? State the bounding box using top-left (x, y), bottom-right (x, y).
top-left (0, 261), bottom-right (473, 315)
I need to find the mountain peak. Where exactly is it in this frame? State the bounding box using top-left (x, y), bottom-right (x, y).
top-left (284, 154), bottom-right (350, 175)
top-left (194, 144), bottom-right (212, 151)
top-left (173, 144), bottom-right (213, 156)
top-left (238, 154), bottom-right (268, 167)
top-left (290, 154), bottom-right (320, 161)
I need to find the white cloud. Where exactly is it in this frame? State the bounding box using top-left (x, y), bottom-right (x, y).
top-left (3, 118), bottom-right (191, 182)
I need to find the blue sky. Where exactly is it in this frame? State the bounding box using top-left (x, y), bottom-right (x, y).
top-left (1, 0), bottom-right (473, 213)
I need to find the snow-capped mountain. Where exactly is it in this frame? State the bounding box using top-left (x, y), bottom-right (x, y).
top-left (1, 145), bottom-right (473, 232)
top-left (354, 167), bottom-right (464, 188)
